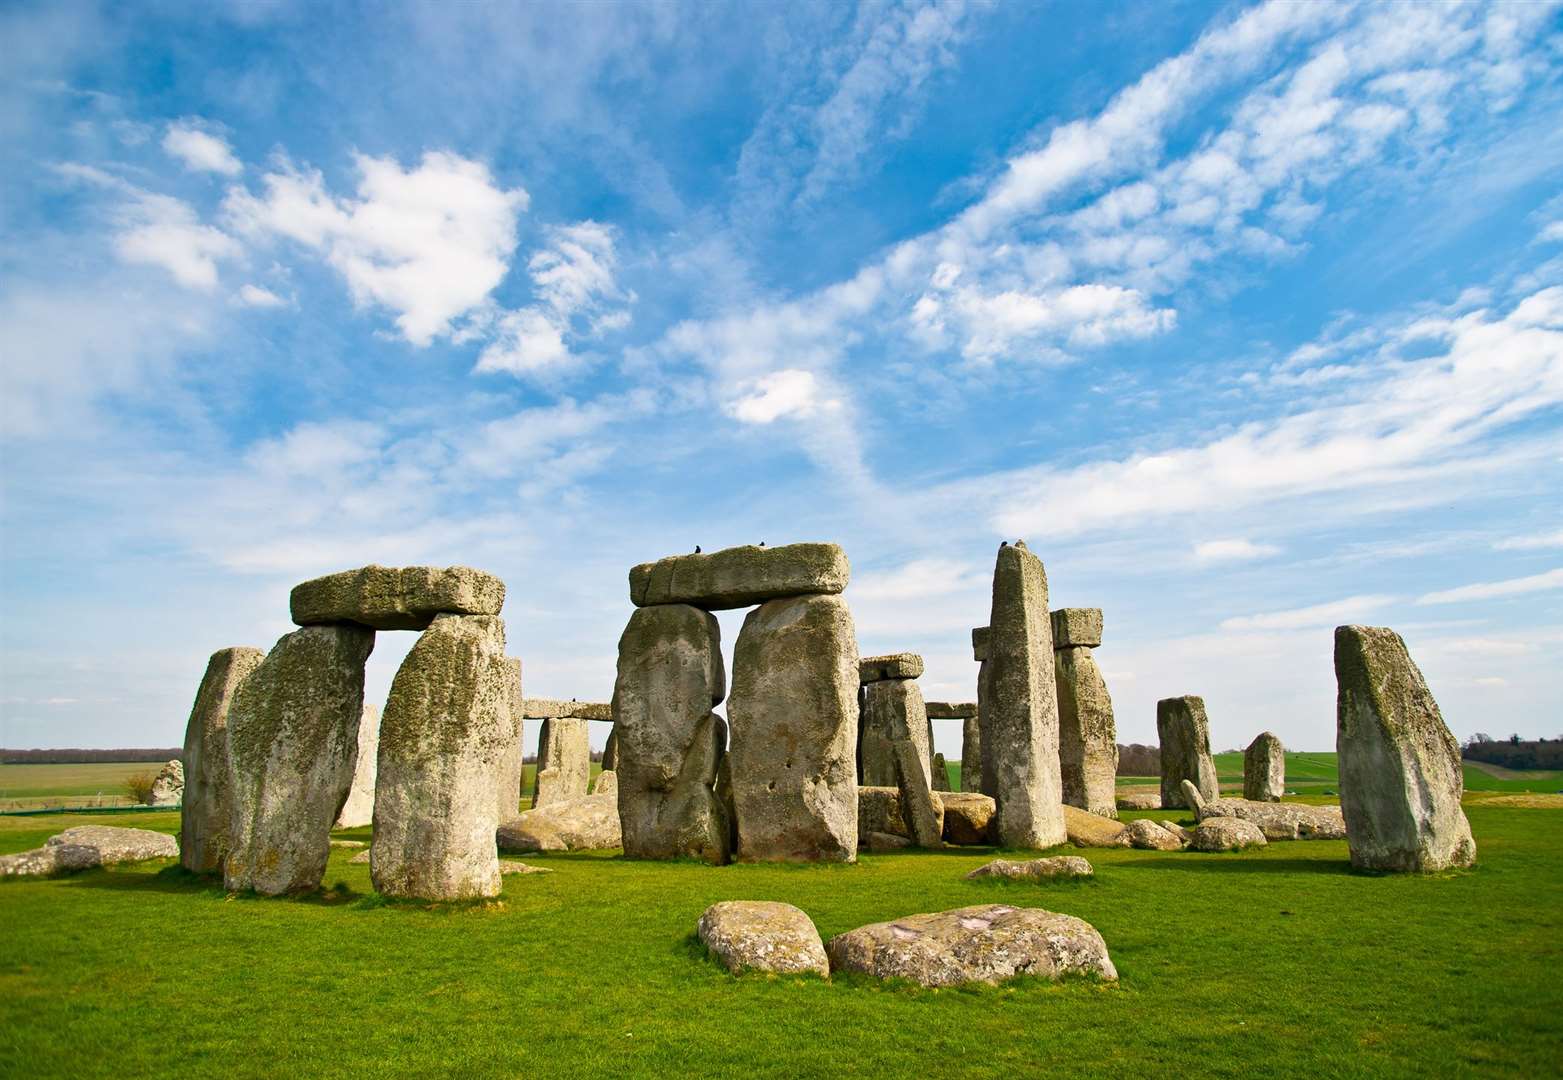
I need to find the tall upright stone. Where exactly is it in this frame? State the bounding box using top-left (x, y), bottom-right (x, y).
top-left (931, 753), bottom-right (952, 792)
top-left (1157, 695), bottom-right (1219, 809)
top-left (982, 543), bottom-right (1065, 849)
top-left (180, 646), bottom-right (265, 875)
top-left (860, 673), bottom-right (930, 789)
top-left (601, 726), bottom-right (619, 771)
top-left (225, 625), bottom-right (374, 895)
top-left (972, 626), bottom-right (995, 796)
top-left (1335, 626), bottom-right (1475, 872)
top-left (1243, 731), bottom-right (1285, 803)
top-left (612, 604), bottom-right (731, 863)
top-left (532, 717), bottom-right (591, 808)
top-left (496, 658), bottom-right (524, 822)
top-left (371, 614), bottom-right (512, 900)
top-left (334, 704), bottom-right (380, 829)
top-left (728, 593), bottom-right (858, 862)
top-left (961, 715), bottom-right (982, 794)
top-left (1051, 608), bottom-right (1118, 819)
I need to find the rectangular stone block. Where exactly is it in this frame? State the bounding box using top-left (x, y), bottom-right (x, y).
top-left (520, 698), bottom-right (611, 721)
top-left (1157, 695), bottom-right (1219, 809)
top-left (859, 653), bottom-right (924, 682)
top-left (629, 543), bottom-right (849, 610)
top-left (925, 701), bottom-right (978, 719)
top-left (290, 565), bottom-right (505, 631)
top-left (971, 626), bottom-right (990, 662)
top-left (1050, 608), bottom-right (1103, 649)
top-left (180, 646), bottom-right (265, 875)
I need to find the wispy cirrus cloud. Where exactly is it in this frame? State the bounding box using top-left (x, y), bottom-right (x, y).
top-left (1417, 568), bottom-right (1563, 606)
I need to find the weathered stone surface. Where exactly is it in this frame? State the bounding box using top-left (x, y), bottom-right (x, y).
top-left (630, 542), bottom-right (849, 610)
top-left (940, 792), bottom-right (996, 845)
top-left (729, 593), bottom-right (859, 862)
top-left (1335, 625), bottom-right (1476, 873)
top-left (1157, 696), bottom-right (1219, 809)
top-left (349, 849), bottom-right (371, 864)
top-left (1244, 731), bottom-right (1285, 802)
top-left (1055, 646), bottom-right (1118, 819)
top-left (520, 699), bottom-right (612, 721)
top-left (859, 653), bottom-right (924, 682)
top-left (931, 753), bottom-right (952, 792)
top-left (863, 830), bottom-right (912, 851)
top-left (983, 542), bottom-right (1065, 849)
top-left (1063, 804), bottom-right (1130, 848)
top-left (612, 604), bottom-right (730, 863)
top-left (859, 786), bottom-right (911, 839)
top-left (371, 614), bottom-right (511, 901)
top-left (290, 565), bottom-right (504, 631)
top-left (0, 826), bottom-right (178, 878)
top-left (334, 704), bottom-right (380, 829)
top-left (961, 715), bottom-right (984, 794)
top-left (1049, 608), bottom-right (1103, 649)
top-left (926, 701), bottom-right (978, 720)
top-left (1116, 791), bottom-right (1161, 810)
top-left (1125, 818), bottom-right (1185, 851)
top-left (1191, 816), bottom-right (1268, 852)
top-left (497, 659), bottom-right (524, 823)
top-left (1160, 820), bottom-right (1193, 844)
top-left (698, 901), bottom-right (830, 977)
top-left (591, 769), bottom-right (618, 797)
top-left (971, 627), bottom-right (990, 663)
top-left (225, 624), bottom-right (374, 895)
top-left (497, 794), bottom-right (621, 852)
top-left (826, 904), bottom-right (1117, 987)
top-left (601, 726), bottom-right (618, 771)
top-left (860, 677), bottom-right (929, 788)
top-left (1182, 780), bottom-right (1346, 840)
top-left (499, 860), bottom-right (551, 875)
top-left (966, 856), bottom-right (1093, 881)
top-left (330, 839), bottom-right (366, 849)
top-left (891, 729), bottom-right (944, 849)
top-left (532, 717), bottom-right (591, 808)
top-left (149, 759), bottom-right (183, 806)
top-left (180, 647), bottom-right (264, 875)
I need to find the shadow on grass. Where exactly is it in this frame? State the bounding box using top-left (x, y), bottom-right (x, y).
top-left (67, 864), bottom-right (373, 905)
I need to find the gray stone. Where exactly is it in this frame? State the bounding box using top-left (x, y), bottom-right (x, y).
top-left (1335, 625), bottom-right (1476, 873)
top-left (1055, 645), bottom-right (1118, 818)
top-left (371, 614), bottom-right (511, 901)
top-left (925, 701), bottom-right (978, 719)
top-left (1191, 816), bottom-right (1268, 852)
top-left (1244, 731), bottom-right (1285, 802)
top-left (931, 753), bottom-right (952, 792)
top-left (1183, 781), bottom-right (1346, 841)
top-left (965, 856), bottom-right (1093, 881)
top-left (860, 677), bottom-right (929, 788)
top-left (532, 717), bottom-right (591, 808)
top-left (349, 849), bottom-right (371, 865)
top-left (1063, 804), bottom-right (1130, 848)
top-left (149, 759), bottom-right (183, 806)
top-left (859, 653), bottom-right (924, 681)
top-left (329, 839), bottom-right (366, 849)
top-left (940, 791), bottom-right (996, 845)
top-left (630, 542), bottom-right (849, 610)
top-left (960, 715), bottom-right (983, 794)
top-left (497, 793), bottom-right (621, 852)
top-left (971, 626), bottom-right (990, 663)
top-left (825, 904), bottom-right (1117, 987)
top-left (290, 564), bottom-right (504, 631)
top-left (499, 860), bottom-right (551, 875)
top-left (863, 830), bottom-right (912, 852)
top-left (728, 593), bottom-right (858, 862)
top-left (601, 727), bottom-right (618, 771)
top-left (1157, 695), bottom-right (1219, 809)
top-left (520, 698), bottom-right (612, 721)
top-left (1049, 607), bottom-right (1103, 649)
top-left (180, 646), bottom-right (265, 875)
top-left (0, 826), bottom-right (178, 878)
top-left (225, 624), bottom-right (374, 895)
top-left (590, 769), bottom-right (618, 797)
top-left (858, 786), bottom-right (911, 839)
top-left (611, 603), bottom-right (730, 863)
top-left (1116, 791), bottom-right (1161, 810)
top-left (497, 658), bottom-right (524, 823)
top-left (334, 704), bottom-right (380, 829)
top-left (1125, 818), bottom-right (1184, 851)
top-left (891, 728), bottom-right (944, 849)
top-left (698, 901), bottom-right (830, 977)
top-left (982, 542), bottom-right (1065, 849)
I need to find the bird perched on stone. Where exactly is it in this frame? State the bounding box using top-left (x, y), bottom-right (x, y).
top-left (999, 540), bottom-right (1008, 548)
top-left (759, 541), bottom-right (766, 547)
top-left (694, 545), bottom-right (701, 553)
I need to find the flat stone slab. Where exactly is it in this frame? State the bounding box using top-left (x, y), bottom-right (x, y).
top-left (825, 904), bottom-right (1117, 987)
top-left (1117, 792), bottom-right (1161, 810)
top-left (698, 901), bottom-right (830, 977)
top-left (1063, 804), bottom-right (1129, 848)
top-left (630, 543), bottom-right (848, 610)
top-left (1191, 817), bottom-right (1268, 852)
top-left (520, 699), bottom-right (612, 720)
top-left (291, 565), bottom-right (504, 630)
top-left (939, 792), bottom-right (995, 845)
top-left (863, 831), bottom-right (912, 852)
top-left (966, 856), bottom-right (1093, 881)
top-left (497, 794), bottom-right (621, 853)
top-left (925, 701), bottom-right (978, 719)
top-left (499, 861), bottom-right (552, 875)
top-left (0, 826), bottom-right (178, 878)
top-left (1049, 608), bottom-right (1103, 649)
top-left (859, 653), bottom-right (924, 682)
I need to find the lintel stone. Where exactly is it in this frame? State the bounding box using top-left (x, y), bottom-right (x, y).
top-left (924, 701), bottom-right (978, 719)
top-left (629, 543), bottom-right (848, 610)
top-left (520, 698), bottom-right (612, 721)
top-left (859, 653), bottom-right (924, 682)
top-left (1050, 608), bottom-right (1103, 649)
top-left (290, 565), bottom-right (504, 631)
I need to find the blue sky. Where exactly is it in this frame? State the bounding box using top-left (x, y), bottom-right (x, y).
top-left (2, 0), bottom-right (1561, 756)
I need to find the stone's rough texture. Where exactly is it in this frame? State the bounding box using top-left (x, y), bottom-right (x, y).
top-left (1191, 817), bottom-right (1268, 852)
top-left (1335, 625), bottom-right (1476, 873)
top-left (960, 716), bottom-right (983, 794)
top-left (1063, 804), bottom-right (1130, 848)
top-left (1125, 819), bottom-right (1185, 851)
top-left (966, 856), bottom-right (1093, 881)
top-left (499, 861), bottom-right (551, 875)
top-left (1054, 646), bottom-right (1118, 819)
top-left (1182, 781), bottom-right (1346, 840)
top-left (149, 759), bottom-right (184, 806)
top-left (591, 769), bottom-right (618, 797)
top-left (859, 653), bottom-right (925, 682)
top-left (225, 624), bottom-right (374, 895)
top-left (497, 659), bottom-right (524, 823)
top-left (971, 627), bottom-right (990, 663)
top-left (1116, 791), bottom-right (1161, 810)
top-left (371, 614), bottom-right (511, 901)
top-left (1157, 696), bottom-right (1219, 809)
top-left (0, 826), bottom-right (178, 878)
top-left (931, 753), bottom-right (952, 792)
top-left (926, 701), bottom-right (978, 719)
top-left (180, 647), bottom-right (263, 874)
top-left (601, 727), bottom-right (618, 771)
top-left (1049, 608), bottom-right (1103, 649)
top-left (532, 718), bottom-right (591, 808)
top-left (1160, 820), bottom-right (1193, 844)
top-left (497, 794), bottom-right (621, 852)
top-left (330, 839), bottom-right (366, 849)
top-left (290, 565), bottom-right (504, 631)
top-left (520, 699), bottom-right (612, 721)
top-left (612, 604), bottom-right (730, 863)
top-left (728, 593), bottom-right (859, 862)
top-left (859, 786), bottom-right (912, 839)
top-left (349, 850), bottom-right (371, 865)
top-left (860, 678), bottom-right (930, 788)
top-left (826, 905), bottom-right (1117, 988)
top-left (983, 543), bottom-right (1066, 849)
top-left (698, 901), bottom-right (830, 977)
top-left (335, 704), bottom-right (380, 829)
top-left (891, 732), bottom-right (944, 849)
top-left (1244, 731), bottom-right (1286, 802)
top-left (940, 792), bottom-right (996, 845)
top-left (864, 830), bottom-right (912, 852)
top-left (630, 543), bottom-right (849, 610)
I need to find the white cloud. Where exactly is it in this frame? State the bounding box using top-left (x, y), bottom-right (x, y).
top-left (1540, 221), bottom-right (1563, 244)
top-left (729, 368), bottom-right (838, 424)
top-left (1193, 538), bottom-right (1281, 563)
top-left (115, 198), bottom-right (241, 290)
top-left (1495, 528), bottom-right (1563, 551)
top-left (1220, 594), bottom-right (1395, 631)
top-left (1416, 568), bottom-right (1563, 606)
top-left (236, 283), bottom-right (284, 308)
top-left (162, 122), bottom-right (242, 176)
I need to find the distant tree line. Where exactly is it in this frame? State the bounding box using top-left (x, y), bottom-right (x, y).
top-left (1462, 734), bottom-right (1562, 771)
top-left (1, 748), bottom-right (183, 764)
top-left (1117, 743), bottom-right (1160, 776)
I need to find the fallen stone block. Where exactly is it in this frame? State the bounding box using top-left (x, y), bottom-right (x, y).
top-left (1191, 817), bottom-right (1268, 852)
top-left (0, 826), bottom-right (178, 878)
top-left (965, 856), bottom-right (1093, 881)
top-left (497, 794), bottom-right (621, 852)
top-left (698, 901), bottom-right (829, 977)
top-left (1124, 819), bottom-right (1184, 851)
top-left (939, 791), bottom-right (995, 845)
top-left (1063, 804), bottom-right (1129, 848)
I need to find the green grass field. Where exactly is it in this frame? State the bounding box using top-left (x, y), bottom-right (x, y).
top-left (3, 794), bottom-right (1561, 1077)
top-left (0, 762), bottom-right (157, 810)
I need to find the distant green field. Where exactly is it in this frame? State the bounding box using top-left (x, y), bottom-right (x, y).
top-left (0, 763), bottom-right (156, 808)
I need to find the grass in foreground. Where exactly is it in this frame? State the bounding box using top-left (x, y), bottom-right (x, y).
top-left (2, 804), bottom-right (1560, 1078)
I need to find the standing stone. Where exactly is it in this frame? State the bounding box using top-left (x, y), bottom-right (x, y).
top-left (1052, 608), bottom-right (1118, 819)
top-left (372, 613), bottom-right (511, 900)
top-left (961, 715), bottom-right (983, 794)
top-left (612, 604), bottom-right (730, 863)
top-left (149, 758), bottom-right (184, 806)
top-left (1157, 695), bottom-right (1219, 809)
top-left (931, 753), bottom-right (952, 792)
top-left (496, 658), bottom-right (524, 822)
top-left (728, 593), bottom-right (858, 862)
top-left (860, 677), bottom-right (930, 788)
top-left (225, 624), bottom-right (375, 895)
top-left (973, 626), bottom-right (995, 795)
top-left (983, 543), bottom-right (1065, 849)
top-left (334, 704), bottom-right (380, 829)
top-left (532, 717), bottom-right (591, 808)
top-left (1243, 731), bottom-right (1285, 803)
top-left (601, 726), bottom-right (618, 771)
top-left (889, 709), bottom-right (943, 849)
top-left (1335, 625), bottom-right (1476, 872)
top-left (180, 647), bottom-right (264, 875)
